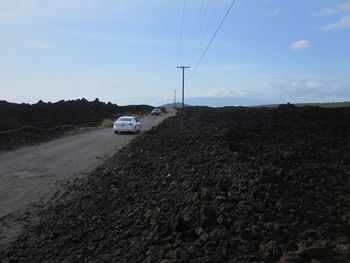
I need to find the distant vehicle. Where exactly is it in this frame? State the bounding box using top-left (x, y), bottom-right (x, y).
top-left (113, 116), bottom-right (141, 134)
top-left (151, 108), bottom-right (162, 115)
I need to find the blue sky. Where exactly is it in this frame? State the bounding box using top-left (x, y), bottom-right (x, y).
top-left (0, 0), bottom-right (349, 106)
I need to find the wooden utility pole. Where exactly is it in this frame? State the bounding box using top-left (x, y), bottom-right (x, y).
top-left (173, 89), bottom-right (177, 109)
top-left (177, 66), bottom-right (190, 133)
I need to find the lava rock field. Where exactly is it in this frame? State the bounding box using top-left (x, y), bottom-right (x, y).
top-left (0, 99), bottom-right (153, 150)
top-left (1, 105), bottom-right (350, 262)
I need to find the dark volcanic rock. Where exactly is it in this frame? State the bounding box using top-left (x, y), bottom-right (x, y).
top-left (0, 99), bottom-right (153, 150)
top-left (1, 106), bottom-right (350, 262)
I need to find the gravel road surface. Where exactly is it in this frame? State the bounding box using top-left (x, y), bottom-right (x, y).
top-left (0, 113), bottom-right (169, 221)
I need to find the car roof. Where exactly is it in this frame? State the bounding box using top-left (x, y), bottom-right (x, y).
top-left (117, 116), bottom-right (134, 119)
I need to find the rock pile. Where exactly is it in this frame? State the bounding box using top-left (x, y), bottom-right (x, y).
top-left (1, 105), bottom-right (349, 262)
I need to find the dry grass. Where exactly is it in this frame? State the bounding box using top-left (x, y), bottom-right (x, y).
top-left (100, 119), bottom-right (115, 128)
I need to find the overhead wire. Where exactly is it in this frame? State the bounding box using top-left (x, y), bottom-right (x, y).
top-left (187, 0), bottom-right (223, 67)
top-left (188, 0), bottom-right (238, 80)
top-left (181, 0), bottom-right (209, 65)
top-left (177, 0), bottom-right (187, 66)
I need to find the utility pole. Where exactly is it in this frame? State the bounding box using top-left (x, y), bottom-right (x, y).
top-left (177, 66), bottom-right (190, 133)
top-left (173, 89), bottom-right (177, 109)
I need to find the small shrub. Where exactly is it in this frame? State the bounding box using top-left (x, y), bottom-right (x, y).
top-left (100, 119), bottom-right (115, 128)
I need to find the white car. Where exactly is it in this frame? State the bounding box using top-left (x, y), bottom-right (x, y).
top-left (113, 116), bottom-right (141, 134)
top-left (151, 108), bottom-right (162, 115)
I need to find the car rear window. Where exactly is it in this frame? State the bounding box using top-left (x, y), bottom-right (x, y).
top-left (118, 118), bottom-right (132, 121)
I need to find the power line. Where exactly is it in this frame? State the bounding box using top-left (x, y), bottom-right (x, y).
top-left (187, 0), bottom-right (223, 66)
top-left (181, 0), bottom-right (209, 65)
top-left (188, 0), bottom-right (238, 80)
top-left (177, 0), bottom-right (186, 65)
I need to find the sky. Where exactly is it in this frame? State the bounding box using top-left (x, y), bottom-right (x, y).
top-left (0, 0), bottom-right (349, 106)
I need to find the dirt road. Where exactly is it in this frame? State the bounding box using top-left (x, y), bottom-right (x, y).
top-left (0, 113), bottom-right (169, 222)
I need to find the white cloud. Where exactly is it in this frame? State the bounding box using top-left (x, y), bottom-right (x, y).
top-left (290, 40), bottom-right (311, 51)
top-left (203, 89), bottom-right (251, 98)
top-left (339, 1), bottom-right (350, 11)
top-left (312, 1), bottom-right (350, 17)
top-left (319, 14), bottom-right (350, 31)
top-left (269, 78), bottom-right (349, 102)
top-left (266, 9), bottom-right (281, 16)
top-left (314, 1), bottom-right (350, 31)
top-left (311, 8), bottom-right (337, 17)
top-left (186, 77), bottom-right (350, 105)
